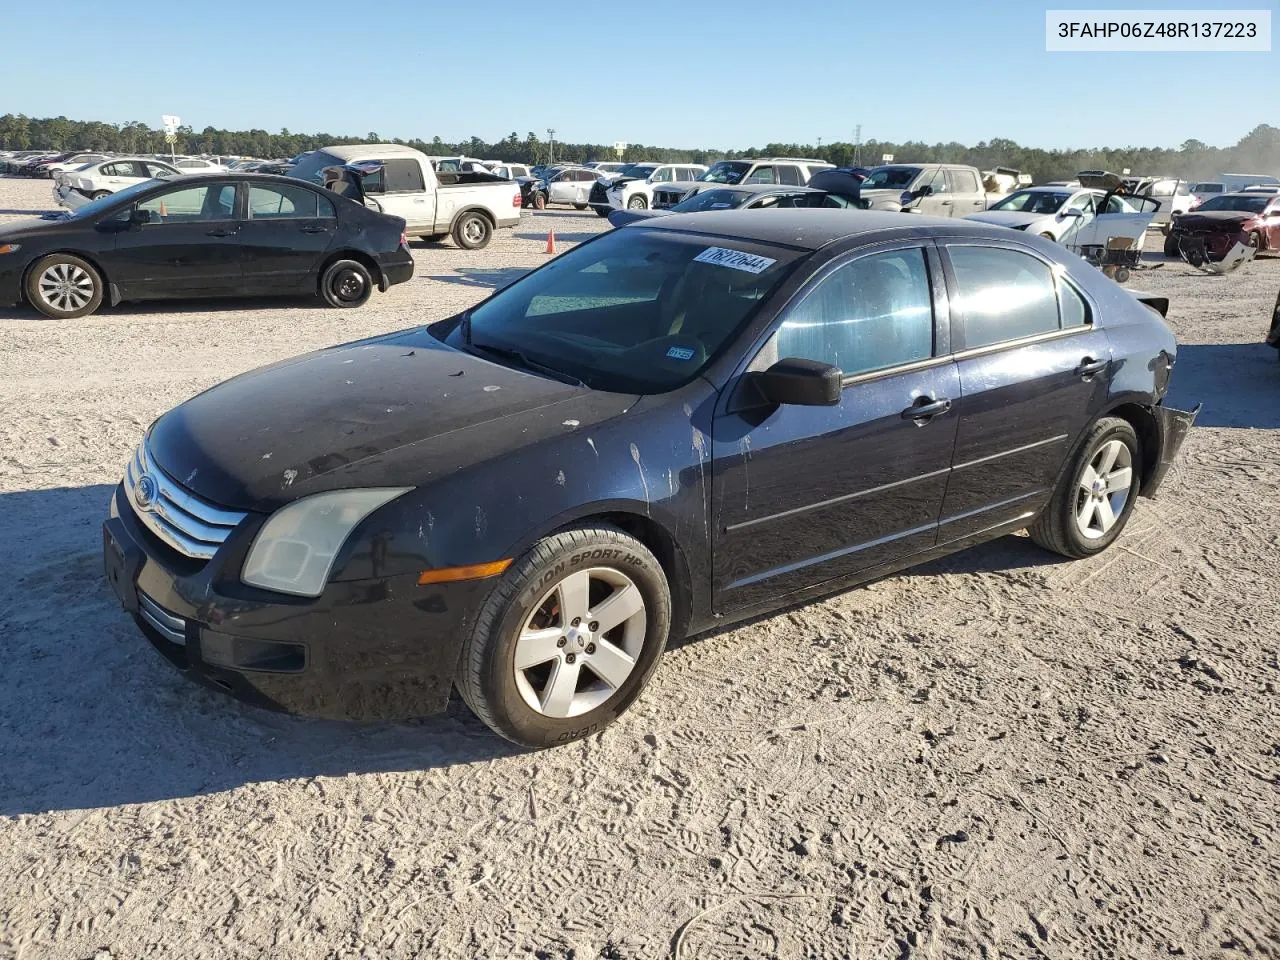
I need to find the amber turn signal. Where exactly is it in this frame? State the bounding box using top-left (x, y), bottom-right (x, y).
top-left (417, 559), bottom-right (512, 585)
top-left (0, 243), bottom-right (21, 255)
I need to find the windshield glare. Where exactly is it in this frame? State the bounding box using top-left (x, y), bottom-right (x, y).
top-left (673, 189), bottom-right (753, 211)
top-left (1199, 195), bottom-right (1267, 213)
top-left (446, 228), bottom-right (802, 394)
top-left (69, 180), bottom-right (158, 218)
top-left (699, 162), bottom-right (750, 184)
top-left (859, 167), bottom-right (921, 189)
top-left (989, 190), bottom-right (1072, 213)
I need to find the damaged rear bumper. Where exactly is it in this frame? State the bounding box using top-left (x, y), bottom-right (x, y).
top-left (1141, 402), bottom-right (1201, 497)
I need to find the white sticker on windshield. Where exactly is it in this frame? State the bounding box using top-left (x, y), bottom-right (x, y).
top-left (693, 246), bottom-right (778, 274)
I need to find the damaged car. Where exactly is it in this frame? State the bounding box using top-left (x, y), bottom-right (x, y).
top-left (103, 210), bottom-right (1198, 748)
top-left (1164, 191), bottom-right (1279, 268)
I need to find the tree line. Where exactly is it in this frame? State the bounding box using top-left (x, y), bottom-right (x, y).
top-left (2, 114), bottom-right (1276, 184)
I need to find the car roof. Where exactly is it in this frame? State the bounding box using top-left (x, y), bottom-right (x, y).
top-left (322, 143), bottom-right (423, 160)
top-left (694, 184), bottom-right (823, 195)
top-left (640, 208), bottom-right (993, 250)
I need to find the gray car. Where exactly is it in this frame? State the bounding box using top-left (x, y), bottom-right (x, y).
top-left (856, 163), bottom-right (987, 217)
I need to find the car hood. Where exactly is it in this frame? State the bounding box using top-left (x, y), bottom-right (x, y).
top-left (0, 215), bottom-right (74, 240)
top-left (963, 210), bottom-right (1042, 228)
top-left (147, 329), bottom-right (639, 512)
top-left (1175, 211), bottom-right (1257, 230)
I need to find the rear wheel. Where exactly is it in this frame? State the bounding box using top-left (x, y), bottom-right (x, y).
top-left (1029, 417), bottom-right (1140, 559)
top-left (533, 193), bottom-right (546, 211)
top-left (319, 259), bottom-right (373, 308)
top-left (1248, 231), bottom-right (1262, 254)
top-left (1164, 233), bottom-right (1179, 257)
top-left (25, 254), bottom-right (104, 319)
top-left (1038, 231), bottom-right (1055, 240)
top-left (573, 202), bottom-right (588, 211)
top-left (455, 525), bottom-right (672, 748)
top-left (90, 190), bottom-right (111, 201)
top-left (452, 211), bottom-right (493, 250)
top-left (594, 207), bottom-right (611, 218)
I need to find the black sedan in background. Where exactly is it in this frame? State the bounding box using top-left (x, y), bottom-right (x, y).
top-left (0, 173), bottom-right (414, 318)
top-left (103, 210), bottom-right (1198, 748)
top-left (609, 183), bottom-right (863, 227)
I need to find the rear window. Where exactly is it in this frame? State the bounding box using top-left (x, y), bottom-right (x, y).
top-left (287, 150), bottom-right (344, 184)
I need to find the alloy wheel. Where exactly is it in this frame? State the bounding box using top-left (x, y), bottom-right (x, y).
top-left (512, 567), bottom-right (647, 719)
top-left (38, 263), bottom-right (95, 312)
top-left (1075, 439), bottom-right (1133, 539)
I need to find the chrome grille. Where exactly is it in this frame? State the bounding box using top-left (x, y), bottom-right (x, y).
top-left (124, 442), bottom-right (247, 560)
top-left (138, 592), bottom-right (187, 645)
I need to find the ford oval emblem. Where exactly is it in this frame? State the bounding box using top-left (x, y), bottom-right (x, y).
top-left (136, 474), bottom-right (158, 511)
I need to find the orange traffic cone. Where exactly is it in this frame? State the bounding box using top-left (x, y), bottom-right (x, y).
top-left (545, 229), bottom-right (557, 255)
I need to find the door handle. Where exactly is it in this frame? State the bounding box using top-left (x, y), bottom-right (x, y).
top-left (901, 396), bottom-right (952, 422)
top-left (1076, 357), bottom-right (1108, 378)
top-left (206, 228), bottom-right (236, 238)
top-left (300, 225), bottom-right (328, 234)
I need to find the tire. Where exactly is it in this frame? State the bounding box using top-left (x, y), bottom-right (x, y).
top-left (594, 207), bottom-right (611, 218)
top-left (1247, 231), bottom-right (1262, 253)
top-left (627, 196), bottom-right (648, 211)
top-left (25, 253), bottom-right (104, 319)
top-left (455, 524), bottom-right (672, 748)
top-left (319, 258), bottom-right (373, 308)
top-left (1113, 267), bottom-right (1130, 283)
top-left (1029, 417), bottom-right (1141, 559)
top-left (573, 202), bottom-right (588, 211)
top-left (1164, 234), bottom-right (1179, 257)
top-left (1038, 231), bottom-right (1055, 241)
top-left (90, 190), bottom-right (111, 201)
top-left (533, 193), bottom-right (546, 211)
top-left (452, 211), bottom-right (492, 250)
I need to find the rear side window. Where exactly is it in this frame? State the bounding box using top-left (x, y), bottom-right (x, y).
top-left (102, 161), bottom-right (143, 178)
top-left (777, 165), bottom-right (803, 186)
top-left (384, 159), bottom-right (426, 193)
top-left (776, 248), bottom-right (934, 376)
top-left (248, 183), bottom-right (334, 219)
top-left (948, 246), bottom-right (1062, 348)
top-left (1059, 278), bottom-right (1090, 329)
top-left (947, 168), bottom-right (980, 194)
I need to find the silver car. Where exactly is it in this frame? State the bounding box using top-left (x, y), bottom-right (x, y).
top-left (543, 167), bottom-right (601, 209)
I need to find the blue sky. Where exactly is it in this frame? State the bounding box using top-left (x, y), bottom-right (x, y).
top-left (3, 0), bottom-right (1274, 149)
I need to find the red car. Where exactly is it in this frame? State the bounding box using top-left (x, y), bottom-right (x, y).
top-left (1165, 191), bottom-right (1280, 259)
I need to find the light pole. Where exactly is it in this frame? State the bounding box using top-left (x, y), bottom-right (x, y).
top-left (547, 128), bottom-right (555, 166)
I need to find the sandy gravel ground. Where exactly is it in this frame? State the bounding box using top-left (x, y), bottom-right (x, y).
top-left (0, 176), bottom-right (1277, 960)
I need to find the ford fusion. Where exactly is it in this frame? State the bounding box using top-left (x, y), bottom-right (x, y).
top-left (0, 173), bottom-right (413, 319)
top-left (103, 210), bottom-right (1198, 748)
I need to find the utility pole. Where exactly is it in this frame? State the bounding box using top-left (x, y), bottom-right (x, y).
top-left (853, 124), bottom-right (862, 166)
top-left (547, 128), bottom-right (555, 166)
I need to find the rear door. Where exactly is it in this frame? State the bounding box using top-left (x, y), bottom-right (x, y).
top-left (937, 242), bottom-right (1112, 542)
top-left (946, 167), bottom-right (986, 214)
top-left (239, 182), bottom-right (338, 294)
top-left (111, 181), bottom-right (244, 297)
top-left (99, 160), bottom-right (148, 191)
top-left (712, 243), bottom-right (960, 612)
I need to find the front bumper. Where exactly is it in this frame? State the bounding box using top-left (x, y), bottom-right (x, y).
top-left (1141, 402), bottom-right (1201, 497)
top-left (102, 486), bottom-right (487, 721)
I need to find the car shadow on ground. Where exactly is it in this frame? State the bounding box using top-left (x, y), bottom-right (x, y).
top-left (423, 266), bottom-right (531, 290)
top-left (1167, 342), bottom-right (1280, 428)
top-left (0, 296), bottom-right (325, 322)
top-left (0, 483), bottom-right (522, 815)
top-left (515, 230), bottom-right (606, 244)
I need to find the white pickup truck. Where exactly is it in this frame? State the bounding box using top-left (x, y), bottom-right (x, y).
top-left (288, 143), bottom-right (521, 249)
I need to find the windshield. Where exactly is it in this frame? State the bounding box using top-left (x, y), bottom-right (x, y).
top-left (859, 166), bottom-right (921, 189)
top-left (286, 150), bottom-right (343, 184)
top-left (446, 228), bottom-right (803, 394)
top-left (673, 189), bottom-right (754, 211)
top-left (989, 190), bottom-right (1072, 214)
top-left (699, 162), bottom-right (751, 184)
top-left (67, 180), bottom-right (159, 219)
top-left (1198, 195), bottom-right (1268, 213)
top-left (617, 164), bottom-right (657, 179)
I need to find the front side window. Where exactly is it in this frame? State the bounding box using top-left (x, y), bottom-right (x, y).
top-left (102, 161), bottom-right (144, 178)
top-left (744, 166), bottom-right (776, 184)
top-left (776, 248), bottom-right (934, 377)
top-left (948, 246), bottom-right (1062, 349)
top-left (248, 183), bottom-right (333, 219)
top-left (1065, 192), bottom-right (1096, 214)
top-left (650, 167), bottom-right (673, 182)
top-left (454, 228), bottom-right (802, 394)
top-left (777, 165), bottom-right (803, 186)
top-left (143, 161), bottom-right (178, 179)
top-left (137, 183), bottom-right (237, 222)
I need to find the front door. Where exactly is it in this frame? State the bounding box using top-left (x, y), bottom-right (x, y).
top-left (712, 244), bottom-right (959, 613)
top-left (938, 242), bottom-right (1113, 542)
top-left (915, 169), bottom-right (953, 217)
top-left (362, 158), bottom-right (434, 233)
top-left (239, 182), bottom-right (337, 294)
top-left (111, 181), bottom-right (244, 298)
top-left (1068, 193), bottom-right (1155, 253)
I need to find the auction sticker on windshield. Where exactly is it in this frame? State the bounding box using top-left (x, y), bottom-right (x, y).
top-left (693, 246), bottom-right (778, 274)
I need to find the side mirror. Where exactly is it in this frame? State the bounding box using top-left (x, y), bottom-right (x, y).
top-left (916, 184), bottom-right (934, 198)
top-left (129, 207), bottom-right (152, 226)
top-left (756, 357), bottom-right (843, 407)
top-left (1060, 208), bottom-right (1084, 218)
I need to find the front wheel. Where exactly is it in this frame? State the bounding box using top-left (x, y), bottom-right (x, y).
top-left (1029, 417), bottom-right (1140, 559)
top-left (1164, 234), bottom-right (1179, 257)
top-left (90, 190), bottom-right (111, 201)
top-left (453, 211), bottom-right (493, 249)
top-left (1038, 231), bottom-right (1055, 241)
top-left (25, 253), bottom-right (104, 319)
top-left (533, 192), bottom-right (546, 211)
top-left (319, 259), bottom-right (373, 308)
top-left (593, 207), bottom-right (611, 218)
top-left (627, 196), bottom-right (648, 211)
top-left (573, 202), bottom-right (588, 211)
top-left (455, 525), bottom-right (672, 748)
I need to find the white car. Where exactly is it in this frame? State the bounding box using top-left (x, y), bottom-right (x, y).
top-left (54, 158), bottom-right (182, 209)
top-left (170, 157), bottom-right (228, 173)
top-left (487, 163), bottom-right (532, 180)
top-left (964, 184), bottom-right (1153, 252)
top-left (590, 162), bottom-right (709, 216)
top-left (43, 152), bottom-right (113, 176)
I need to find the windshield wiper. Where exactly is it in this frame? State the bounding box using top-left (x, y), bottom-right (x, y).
top-left (468, 338), bottom-right (586, 387)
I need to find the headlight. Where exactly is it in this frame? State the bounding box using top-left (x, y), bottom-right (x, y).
top-left (241, 487), bottom-right (411, 597)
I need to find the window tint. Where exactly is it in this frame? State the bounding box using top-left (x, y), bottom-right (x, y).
top-left (776, 248), bottom-right (934, 376)
top-left (137, 183), bottom-right (237, 222)
top-left (102, 161), bottom-right (143, 178)
top-left (384, 158), bottom-right (426, 193)
top-left (947, 168), bottom-right (980, 194)
top-left (248, 183), bottom-right (332, 219)
top-left (744, 166), bottom-right (776, 184)
top-left (949, 246), bottom-right (1060, 348)
top-left (1059, 278), bottom-right (1089, 329)
top-left (777, 165), bottom-right (803, 186)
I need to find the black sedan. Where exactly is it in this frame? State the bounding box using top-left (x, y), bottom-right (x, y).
top-left (0, 173), bottom-right (414, 319)
top-left (102, 210), bottom-right (1197, 748)
top-left (610, 184), bottom-right (863, 227)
